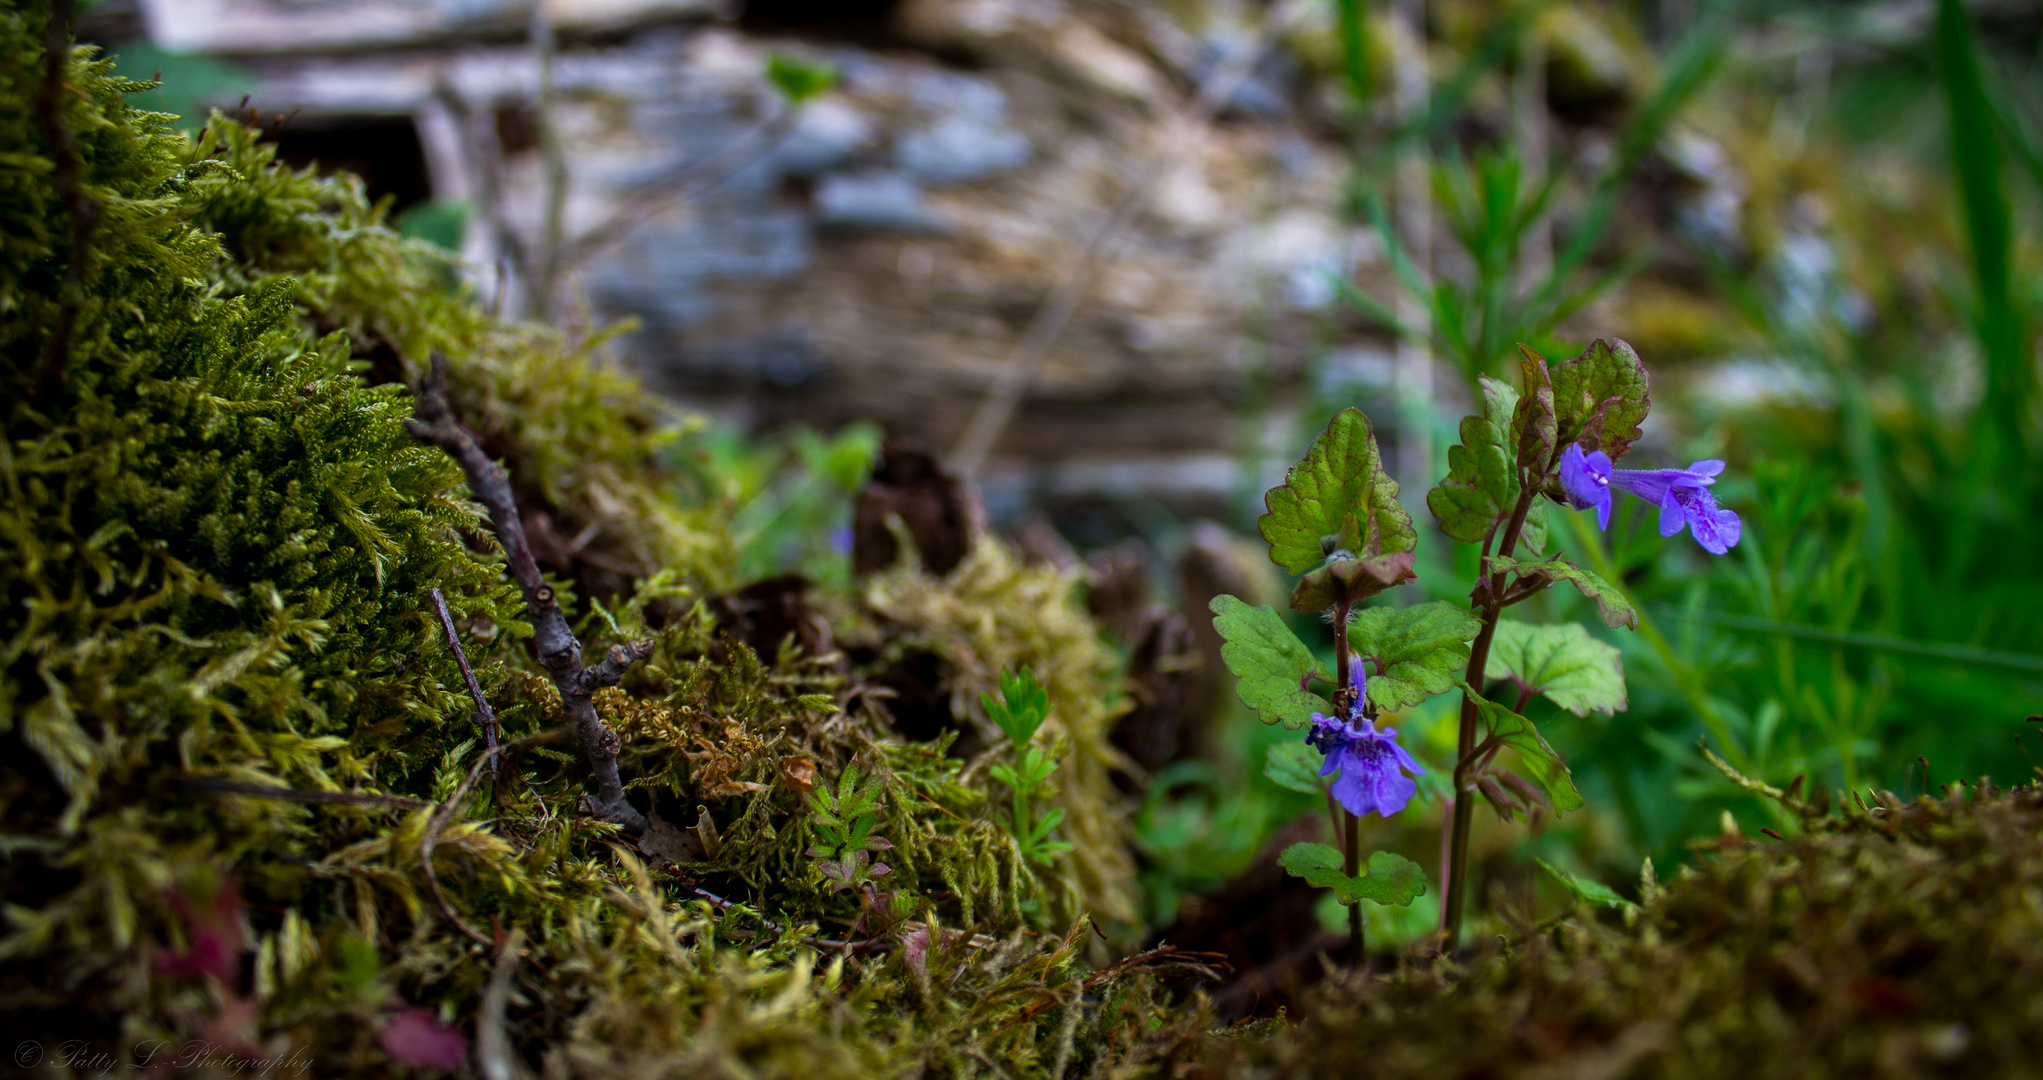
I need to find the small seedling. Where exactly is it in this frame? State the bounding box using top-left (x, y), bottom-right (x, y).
top-left (984, 668), bottom-right (1071, 865)
top-left (807, 762), bottom-right (893, 893)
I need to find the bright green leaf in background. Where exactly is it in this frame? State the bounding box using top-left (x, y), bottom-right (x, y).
top-left (1346, 601), bottom-right (1481, 710)
top-left (1211, 596), bottom-right (1331, 728)
top-left (765, 54), bottom-right (839, 104)
top-left (397, 199), bottom-right (471, 251)
top-left (1537, 858), bottom-right (1635, 911)
top-left (112, 40), bottom-right (255, 133)
top-left (1468, 687), bottom-right (1586, 812)
top-left (1279, 843), bottom-right (1430, 906)
top-left (1486, 620), bottom-right (1628, 716)
top-left (1263, 741), bottom-right (1325, 794)
top-left (1258, 408), bottom-right (1415, 574)
top-left (1485, 554), bottom-right (1639, 630)
top-left (1549, 338), bottom-right (1651, 461)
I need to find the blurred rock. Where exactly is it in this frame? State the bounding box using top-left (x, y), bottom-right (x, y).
top-left (135, 0), bottom-right (1356, 517)
top-left (815, 172), bottom-right (943, 233)
top-left (895, 112), bottom-right (1030, 185)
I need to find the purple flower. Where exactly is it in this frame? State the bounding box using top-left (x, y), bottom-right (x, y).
top-left (1306, 666), bottom-right (1425, 818)
top-left (1557, 444), bottom-right (1743, 555)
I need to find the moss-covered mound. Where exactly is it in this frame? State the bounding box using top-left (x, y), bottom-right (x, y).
top-left (2, 12), bottom-right (1173, 1076)
top-left (1191, 781), bottom-right (2043, 1078)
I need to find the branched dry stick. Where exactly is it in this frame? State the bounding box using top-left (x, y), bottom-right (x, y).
top-left (31, 0), bottom-right (99, 399)
top-left (406, 355), bottom-right (651, 835)
top-left (430, 586), bottom-right (502, 771)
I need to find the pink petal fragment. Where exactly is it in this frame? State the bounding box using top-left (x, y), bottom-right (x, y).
top-left (383, 1008), bottom-right (468, 1070)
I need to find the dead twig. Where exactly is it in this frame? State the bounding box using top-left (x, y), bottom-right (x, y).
top-left (406, 355), bottom-right (651, 836)
top-left (178, 777), bottom-right (431, 811)
top-left (995, 938), bottom-right (1228, 1034)
top-left (31, 0), bottom-right (99, 400)
top-left (528, 0), bottom-right (568, 322)
top-left (477, 927), bottom-right (525, 1080)
top-left (682, 884), bottom-right (886, 952)
top-left (434, 81), bottom-right (534, 316)
top-left (430, 586), bottom-right (502, 771)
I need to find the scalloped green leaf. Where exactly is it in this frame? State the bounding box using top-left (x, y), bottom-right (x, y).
top-left (1427, 376), bottom-right (1521, 544)
top-left (1259, 408), bottom-right (1415, 574)
top-left (1346, 601), bottom-right (1482, 710)
top-left (1278, 843), bottom-right (1429, 907)
top-left (1550, 338), bottom-right (1650, 462)
top-left (1468, 688), bottom-right (1586, 813)
top-left (1264, 741), bottom-right (1326, 794)
top-left (1211, 595), bottom-right (1332, 729)
top-left (1486, 621), bottom-right (1628, 716)
top-left (1512, 345), bottom-right (1560, 471)
top-left (1485, 555), bottom-right (1638, 630)
top-left (1519, 501), bottom-right (1548, 555)
top-left (1289, 550), bottom-right (1417, 612)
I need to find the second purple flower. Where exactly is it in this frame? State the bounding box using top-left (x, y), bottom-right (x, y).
top-left (1558, 444), bottom-right (1743, 555)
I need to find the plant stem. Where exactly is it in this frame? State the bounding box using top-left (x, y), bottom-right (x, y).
top-left (1442, 478), bottom-right (1539, 947)
top-left (1331, 594), bottom-right (1363, 964)
top-left (1333, 597), bottom-right (1355, 709)
top-left (1345, 808), bottom-right (1364, 967)
top-left (1012, 773), bottom-right (1031, 853)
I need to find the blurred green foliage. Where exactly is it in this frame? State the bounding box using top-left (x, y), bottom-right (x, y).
top-left (1148, 0), bottom-right (2043, 929)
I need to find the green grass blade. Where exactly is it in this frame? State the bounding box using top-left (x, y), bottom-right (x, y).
top-left (1934, 0), bottom-right (2028, 474)
top-left (1656, 609), bottom-right (2043, 674)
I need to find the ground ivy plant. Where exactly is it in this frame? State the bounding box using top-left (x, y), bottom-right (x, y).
top-left (1212, 339), bottom-right (1741, 954)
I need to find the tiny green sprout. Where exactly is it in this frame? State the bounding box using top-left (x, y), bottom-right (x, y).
top-left (765, 54), bottom-right (840, 105)
top-left (806, 763), bottom-right (893, 893)
top-left (985, 668), bottom-right (1070, 865)
top-left (983, 667), bottom-right (1051, 748)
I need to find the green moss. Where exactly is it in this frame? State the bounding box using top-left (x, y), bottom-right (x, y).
top-left (1191, 781), bottom-right (2043, 1077)
top-left (1, 16), bottom-right (1180, 1076)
